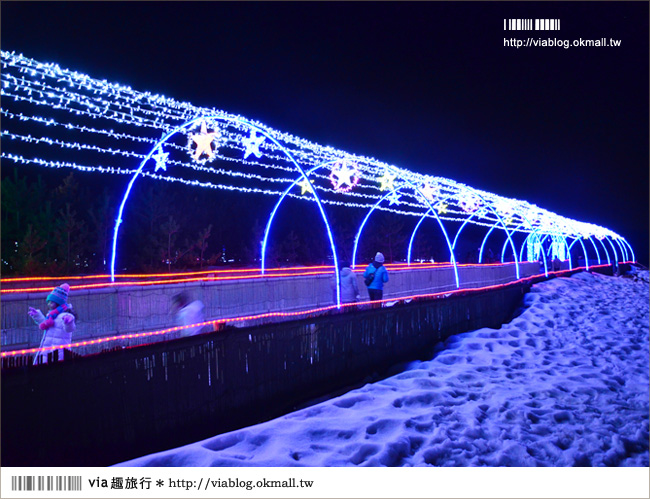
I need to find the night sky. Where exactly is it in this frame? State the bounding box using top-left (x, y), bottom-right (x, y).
top-left (2, 1), bottom-right (648, 265)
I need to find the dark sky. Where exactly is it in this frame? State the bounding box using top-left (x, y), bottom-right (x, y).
top-left (2, 1), bottom-right (648, 265)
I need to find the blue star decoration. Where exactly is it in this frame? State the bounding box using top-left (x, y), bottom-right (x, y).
top-left (152, 146), bottom-right (169, 172)
top-left (387, 191), bottom-right (401, 205)
top-left (242, 130), bottom-right (265, 159)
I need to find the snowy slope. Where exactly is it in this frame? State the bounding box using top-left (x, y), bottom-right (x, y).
top-left (114, 270), bottom-right (649, 467)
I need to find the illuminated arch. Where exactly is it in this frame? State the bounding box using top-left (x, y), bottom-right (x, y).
top-left (586, 236), bottom-right (602, 265)
top-left (541, 233), bottom-right (573, 270)
top-left (567, 236), bottom-right (590, 270)
top-left (449, 187), bottom-right (523, 279)
top-left (110, 115), bottom-right (342, 306)
top-left (595, 237), bottom-right (612, 265)
top-left (261, 161), bottom-right (337, 275)
top-left (518, 231), bottom-right (549, 276)
top-left (604, 236), bottom-right (619, 264)
top-left (406, 191), bottom-right (456, 265)
top-left (612, 237), bottom-right (628, 262)
top-left (451, 204), bottom-right (521, 278)
top-left (352, 173), bottom-right (460, 288)
top-left (620, 237), bottom-right (636, 263)
top-left (407, 188), bottom-right (523, 279)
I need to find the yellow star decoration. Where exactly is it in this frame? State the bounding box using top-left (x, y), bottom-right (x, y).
top-left (298, 178), bottom-right (314, 195)
top-left (504, 216), bottom-right (513, 226)
top-left (436, 202), bottom-right (448, 214)
top-left (378, 171), bottom-right (396, 191)
top-left (190, 121), bottom-right (220, 161)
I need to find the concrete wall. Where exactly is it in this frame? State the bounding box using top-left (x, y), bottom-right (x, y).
top-left (1, 262), bottom-right (540, 350)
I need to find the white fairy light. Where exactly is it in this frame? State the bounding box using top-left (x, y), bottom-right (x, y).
top-left (0, 50), bottom-right (631, 250)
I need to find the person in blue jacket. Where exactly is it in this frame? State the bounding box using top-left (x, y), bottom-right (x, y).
top-left (363, 252), bottom-right (389, 302)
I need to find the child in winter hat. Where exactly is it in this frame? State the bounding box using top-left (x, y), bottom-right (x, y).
top-left (28, 283), bottom-right (74, 330)
top-left (374, 252), bottom-right (385, 263)
top-left (47, 283), bottom-right (70, 307)
top-left (28, 283), bottom-right (76, 363)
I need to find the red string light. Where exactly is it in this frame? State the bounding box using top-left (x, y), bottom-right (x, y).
top-left (0, 261), bottom-right (528, 295)
top-left (1, 263), bottom-right (615, 359)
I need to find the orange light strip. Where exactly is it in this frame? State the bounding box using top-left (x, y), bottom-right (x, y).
top-left (0, 270), bottom-right (333, 294)
top-left (0, 264), bottom-right (613, 359)
top-left (2, 261), bottom-right (629, 296)
top-left (0, 264), bottom-right (338, 282)
top-left (0, 261), bottom-right (530, 295)
top-left (0, 261), bottom-right (441, 283)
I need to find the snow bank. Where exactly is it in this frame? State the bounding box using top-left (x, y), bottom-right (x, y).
top-left (114, 270), bottom-right (649, 467)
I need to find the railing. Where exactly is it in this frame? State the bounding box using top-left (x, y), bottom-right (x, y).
top-left (1, 262), bottom-right (540, 352)
top-left (0, 264), bottom-right (619, 466)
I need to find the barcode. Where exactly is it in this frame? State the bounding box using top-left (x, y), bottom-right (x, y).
top-left (11, 475), bottom-right (82, 491)
top-left (504, 19), bottom-right (561, 31)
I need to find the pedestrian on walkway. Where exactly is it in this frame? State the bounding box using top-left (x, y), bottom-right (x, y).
top-left (363, 252), bottom-right (389, 302)
top-left (28, 283), bottom-right (76, 364)
top-left (331, 260), bottom-right (361, 305)
top-left (172, 292), bottom-right (206, 337)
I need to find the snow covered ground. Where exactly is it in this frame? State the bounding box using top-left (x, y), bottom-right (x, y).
top-left (115, 269), bottom-right (649, 467)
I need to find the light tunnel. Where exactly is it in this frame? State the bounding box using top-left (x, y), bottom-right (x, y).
top-left (1, 51), bottom-right (637, 307)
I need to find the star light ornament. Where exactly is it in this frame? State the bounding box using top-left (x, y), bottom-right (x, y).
top-left (151, 146), bottom-right (169, 172)
top-left (242, 130), bottom-right (265, 159)
top-left (458, 194), bottom-right (480, 214)
top-left (387, 191), bottom-right (401, 206)
top-left (329, 161), bottom-right (360, 192)
top-left (188, 121), bottom-right (221, 163)
top-left (436, 201), bottom-right (448, 215)
top-left (419, 182), bottom-right (439, 203)
top-left (298, 178), bottom-right (314, 195)
top-left (378, 170), bottom-right (397, 191)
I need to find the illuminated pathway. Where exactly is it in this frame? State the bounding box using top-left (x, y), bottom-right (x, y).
top-left (1, 261), bottom-right (630, 364)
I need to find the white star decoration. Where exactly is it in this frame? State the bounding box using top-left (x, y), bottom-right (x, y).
top-left (419, 182), bottom-right (439, 202)
top-left (459, 194), bottom-right (480, 213)
top-left (329, 161), bottom-right (359, 192)
top-left (152, 147), bottom-right (169, 172)
top-left (387, 191), bottom-right (401, 206)
top-left (189, 121), bottom-right (220, 161)
top-left (242, 130), bottom-right (265, 159)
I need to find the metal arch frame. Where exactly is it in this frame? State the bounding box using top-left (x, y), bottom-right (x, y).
top-left (408, 187), bottom-right (523, 279)
top-left (542, 233), bottom-right (573, 270)
top-left (612, 237), bottom-right (629, 262)
top-left (453, 205), bottom-right (522, 278)
top-left (352, 174), bottom-right (461, 288)
top-left (496, 219), bottom-right (536, 264)
top-left (566, 236), bottom-right (591, 270)
top-left (620, 237), bottom-right (636, 263)
top-left (452, 187), bottom-right (523, 279)
top-left (595, 237), bottom-right (612, 265)
top-left (603, 236), bottom-right (620, 265)
top-left (110, 115), bottom-right (342, 307)
top-left (406, 192), bottom-right (456, 265)
top-left (518, 230), bottom-right (550, 277)
top-left (585, 235), bottom-right (602, 265)
top-left (594, 238), bottom-right (612, 265)
top-left (498, 223), bottom-right (529, 264)
top-left (260, 160), bottom-right (337, 275)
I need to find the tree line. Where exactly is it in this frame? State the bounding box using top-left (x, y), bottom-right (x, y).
top-left (1, 167), bottom-right (444, 277)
